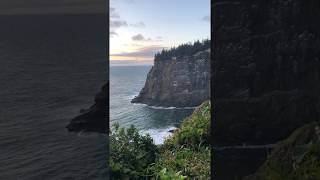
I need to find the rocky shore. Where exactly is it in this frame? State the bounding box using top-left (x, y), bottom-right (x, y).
top-left (66, 83), bottom-right (108, 133)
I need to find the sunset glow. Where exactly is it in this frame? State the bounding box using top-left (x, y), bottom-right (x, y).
top-left (110, 0), bottom-right (210, 62)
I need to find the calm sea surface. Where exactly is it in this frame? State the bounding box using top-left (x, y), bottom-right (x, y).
top-left (0, 15), bottom-right (108, 179)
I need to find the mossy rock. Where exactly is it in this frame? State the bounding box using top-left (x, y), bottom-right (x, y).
top-left (244, 122), bottom-right (320, 180)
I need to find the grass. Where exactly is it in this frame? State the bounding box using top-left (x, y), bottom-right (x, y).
top-left (244, 122), bottom-right (320, 180)
top-left (150, 101), bottom-right (211, 179)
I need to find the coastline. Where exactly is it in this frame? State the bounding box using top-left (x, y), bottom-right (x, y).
top-left (131, 101), bottom-right (200, 145)
top-left (132, 101), bottom-right (197, 110)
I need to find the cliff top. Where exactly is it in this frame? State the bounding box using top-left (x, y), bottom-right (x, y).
top-left (154, 39), bottom-right (210, 61)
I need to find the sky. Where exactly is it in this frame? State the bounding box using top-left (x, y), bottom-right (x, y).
top-left (0, 0), bottom-right (105, 15)
top-left (110, 0), bottom-right (210, 62)
top-left (0, 0), bottom-right (210, 62)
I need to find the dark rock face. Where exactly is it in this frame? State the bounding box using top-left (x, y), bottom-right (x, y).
top-left (132, 49), bottom-right (210, 107)
top-left (66, 83), bottom-right (108, 133)
top-left (213, 0), bottom-right (320, 146)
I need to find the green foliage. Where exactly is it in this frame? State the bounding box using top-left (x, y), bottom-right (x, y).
top-left (244, 123), bottom-right (320, 180)
top-left (109, 123), bottom-right (157, 179)
top-left (154, 39), bottom-right (210, 61)
top-left (175, 101), bottom-right (210, 148)
top-left (109, 101), bottom-right (211, 179)
top-left (151, 101), bottom-right (211, 179)
top-left (290, 141), bottom-right (320, 180)
top-left (152, 146), bottom-right (211, 179)
top-left (158, 168), bottom-right (187, 180)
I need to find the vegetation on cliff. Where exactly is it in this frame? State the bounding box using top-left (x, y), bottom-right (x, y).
top-left (109, 101), bottom-right (211, 179)
top-left (154, 39), bottom-right (210, 61)
top-left (244, 122), bottom-right (320, 180)
top-left (109, 123), bottom-right (158, 179)
top-left (151, 101), bottom-right (211, 179)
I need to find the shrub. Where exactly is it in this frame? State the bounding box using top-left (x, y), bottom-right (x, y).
top-left (109, 123), bottom-right (157, 179)
top-left (109, 101), bottom-right (211, 179)
top-left (165, 101), bottom-right (211, 149)
top-left (151, 101), bottom-right (211, 179)
top-left (158, 168), bottom-right (187, 180)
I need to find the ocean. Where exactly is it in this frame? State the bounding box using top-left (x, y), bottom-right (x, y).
top-left (110, 63), bottom-right (194, 145)
top-left (0, 15), bottom-right (108, 179)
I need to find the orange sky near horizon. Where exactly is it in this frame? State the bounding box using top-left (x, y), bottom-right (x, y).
top-left (110, 0), bottom-right (210, 61)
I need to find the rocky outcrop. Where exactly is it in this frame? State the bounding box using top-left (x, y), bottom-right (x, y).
top-left (132, 49), bottom-right (210, 107)
top-left (213, 0), bottom-right (320, 146)
top-left (66, 83), bottom-right (108, 133)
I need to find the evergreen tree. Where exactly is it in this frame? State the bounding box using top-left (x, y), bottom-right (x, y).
top-left (154, 39), bottom-right (210, 61)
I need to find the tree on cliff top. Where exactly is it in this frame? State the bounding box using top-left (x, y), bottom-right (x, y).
top-left (154, 39), bottom-right (210, 61)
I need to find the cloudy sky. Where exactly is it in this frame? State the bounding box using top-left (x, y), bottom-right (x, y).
top-left (0, 0), bottom-right (105, 15)
top-left (110, 0), bottom-right (210, 61)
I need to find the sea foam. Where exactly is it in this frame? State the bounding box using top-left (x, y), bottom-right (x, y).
top-left (141, 126), bottom-right (177, 145)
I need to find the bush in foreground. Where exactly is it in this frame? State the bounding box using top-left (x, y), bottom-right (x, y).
top-left (109, 101), bottom-right (211, 179)
top-left (151, 101), bottom-right (211, 179)
top-left (109, 123), bottom-right (157, 179)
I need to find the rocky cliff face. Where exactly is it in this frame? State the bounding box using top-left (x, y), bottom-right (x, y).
top-left (213, 0), bottom-right (320, 146)
top-left (66, 83), bottom-right (108, 133)
top-left (132, 49), bottom-right (210, 107)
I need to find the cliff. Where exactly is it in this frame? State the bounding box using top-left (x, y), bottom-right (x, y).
top-left (132, 41), bottom-right (211, 107)
top-left (213, 0), bottom-right (320, 146)
top-left (66, 83), bottom-right (108, 133)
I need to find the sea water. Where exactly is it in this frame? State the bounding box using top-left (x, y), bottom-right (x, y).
top-left (0, 15), bottom-right (107, 179)
top-left (110, 64), bottom-right (193, 145)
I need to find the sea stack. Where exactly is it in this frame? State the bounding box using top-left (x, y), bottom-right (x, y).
top-left (132, 40), bottom-right (211, 107)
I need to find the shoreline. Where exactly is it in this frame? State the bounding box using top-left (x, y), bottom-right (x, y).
top-left (132, 102), bottom-right (198, 110)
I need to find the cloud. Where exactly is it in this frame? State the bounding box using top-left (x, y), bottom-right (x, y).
top-left (110, 31), bottom-right (118, 37)
top-left (202, 15), bottom-right (210, 22)
top-left (131, 34), bottom-right (163, 42)
top-left (132, 34), bottom-right (152, 41)
top-left (110, 7), bottom-right (120, 18)
top-left (130, 22), bottom-right (146, 28)
top-left (111, 45), bottom-right (166, 58)
top-left (110, 20), bottom-right (128, 28)
top-left (110, 7), bottom-right (130, 37)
